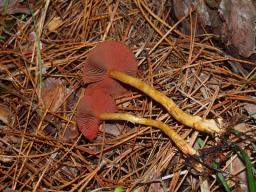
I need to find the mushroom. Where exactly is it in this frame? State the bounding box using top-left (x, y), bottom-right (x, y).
top-left (77, 89), bottom-right (196, 155)
top-left (82, 40), bottom-right (221, 135)
top-left (77, 40), bottom-right (221, 157)
top-left (76, 88), bottom-right (118, 141)
top-left (83, 40), bottom-right (137, 97)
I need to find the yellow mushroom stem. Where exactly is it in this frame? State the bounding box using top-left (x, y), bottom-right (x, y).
top-left (99, 112), bottom-right (197, 156)
top-left (110, 70), bottom-right (221, 134)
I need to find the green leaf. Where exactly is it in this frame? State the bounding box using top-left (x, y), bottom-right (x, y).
top-left (235, 146), bottom-right (256, 192)
top-left (0, 35), bottom-right (5, 40)
top-left (114, 186), bottom-right (125, 192)
top-left (195, 138), bottom-right (204, 148)
top-left (252, 143), bottom-right (256, 152)
top-left (239, 72), bottom-right (256, 91)
top-left (27, 3), bottom-right (43, 98)
top-left (3, 0), bottom-right (9, 15)
top-left (211, 161), bottom-right (231, 192)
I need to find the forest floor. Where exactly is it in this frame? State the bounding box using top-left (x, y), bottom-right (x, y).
top-left (0, 1), bottom-right (255, 191)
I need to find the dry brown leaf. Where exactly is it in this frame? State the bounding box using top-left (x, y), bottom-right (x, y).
top-left (41, 78), bottom-right (67, 112)
top-left (0, 103), bottom-right (12, 125)
top-left (172, 0), bottom-right (256, 57)
top-left (219, 0), bottom-right (256, 57)
top-left (233, 123), bottom-right (249, 133)
top-left (20, 31), bottom-right (37, 54)
top-left (0, 156), bottom-right (13, 163)
top-left (64, 125), bottom-right (80, 140)
top-left (244, 103), bottom-right (256, 120)
top-left (47, 17), bottom-right (64, 32)
top-left (0, 0), bottom-right (30, 15)
top-left (103, 123), bottom-right (125, 137)
top-left (230, 157), bottom-right (248, 192)
top-left (172, 0), bottom-right (213, 34)
top-left (0, 136), bottom-right (20, 162)
top-left (200, 177), bottom-right (210, 192)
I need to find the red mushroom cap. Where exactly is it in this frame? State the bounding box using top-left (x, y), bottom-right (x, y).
top-left (76, 88), bottom-right (117, 141)
top-left (85, 77), bottom-right (128, 98)
top-left (83, 40), bottom-right (138, 97)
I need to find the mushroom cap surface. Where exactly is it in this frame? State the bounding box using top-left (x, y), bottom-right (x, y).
top-left (83, 40), bottom-right (138, 96)
top-left (85, 77), bottom-right (128, 98)
top-left (76, 88), bottom-right (117, 141)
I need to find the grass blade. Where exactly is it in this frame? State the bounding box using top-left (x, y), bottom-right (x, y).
top-left (234, 146), bottom-right (256, 192)
top-left (212, 161), bottom-right (231, 192)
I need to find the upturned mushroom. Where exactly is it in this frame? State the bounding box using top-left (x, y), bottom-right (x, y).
top-left (83, 40), bottom-right (137, 97)
top-left (77, 88), bottom-right (196, 156)
top-left (82, 40), bottom-right (221, 135)
top-left (76, 88), bottom-right (118, 141)
top-left (77, 40), bottom-right (223, 157)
